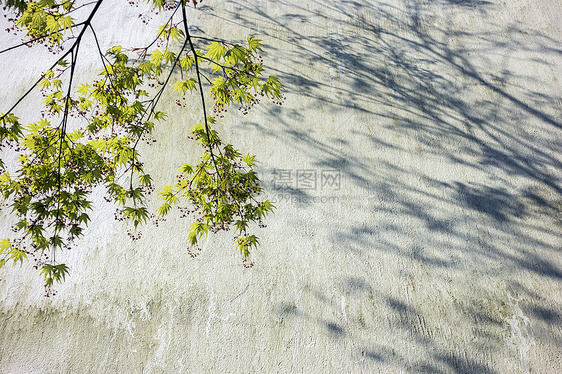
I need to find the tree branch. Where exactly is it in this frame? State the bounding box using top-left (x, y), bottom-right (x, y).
top-left (181, 2), bottom-right (222, 177)
top-left (0, 21), bottom-right (87, 54)
top-left (1, 0), bottom-right (105, 125)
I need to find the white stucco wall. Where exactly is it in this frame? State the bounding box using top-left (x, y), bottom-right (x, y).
top-left (1, 0), bottom-right (561, 373)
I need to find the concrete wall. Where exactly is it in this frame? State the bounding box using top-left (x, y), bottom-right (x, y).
top-left (1, 0), bottom-right (561, 372)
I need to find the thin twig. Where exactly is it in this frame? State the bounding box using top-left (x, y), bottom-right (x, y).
top-left (0, 0), bottom-right (105, 125)
top-left (0, 22), bottom-right (87, 54)
top-left (181, 2), bottom-right (222, 178)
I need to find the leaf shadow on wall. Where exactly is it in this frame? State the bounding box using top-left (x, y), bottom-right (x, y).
top-left (203, 0), bottom-right (561, 372)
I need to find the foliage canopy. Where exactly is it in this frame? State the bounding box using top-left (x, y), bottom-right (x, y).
top-left (0, 0), bottom-right (282, 295)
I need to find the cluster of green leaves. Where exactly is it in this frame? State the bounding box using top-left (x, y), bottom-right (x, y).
top-left (0, 0), bottom-right (282, 293)
top-left (7, 0), bottom-right (76, 49)
top-left (2, 0), bottom-right (26, 12)
top-left (159, 120), bottom-right (275, 258)
top-left (0, 47), bottom-right (160, 294)
top-left (204, 36), bottom-right (283, 113)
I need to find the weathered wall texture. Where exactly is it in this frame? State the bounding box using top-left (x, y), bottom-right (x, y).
top-left (1, 0), bottom-right (561, 372)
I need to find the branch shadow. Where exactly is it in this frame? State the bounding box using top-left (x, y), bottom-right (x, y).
top-left (202, 0), bottom-right (561, 371)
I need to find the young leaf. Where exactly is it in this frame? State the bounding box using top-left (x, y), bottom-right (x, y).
top-left (0, 238), bottom-right (11, 254)
top-left (247, 37), bottom-right (263, 52)
top-left (76, 84), bottom-right (91, 96)
top-left (206, 42), bottom-right (226, 61)
top-left (108, 45), bottom-right (122, 55)
top-left (242, 154), bottom-right (256, 166)
top-left (8, 248), bottom-right (27, 267)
